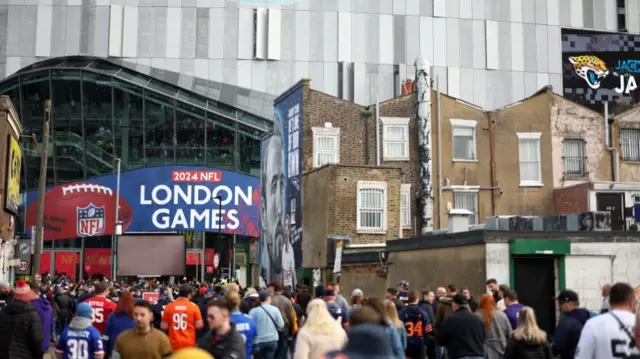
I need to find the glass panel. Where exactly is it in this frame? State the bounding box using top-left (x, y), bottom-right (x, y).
top-left (114, 81), bottom-right (144, 169)
top-left (52, 70), bottom-right (84, 184)
top-left (386, 126), bottom-right (406, 141)
top-left (454, 192), bottom-right (478, 225)
top-left (145, 90), bottom-right (175, 166)
top-left (453, 132), bottom-right (474, 160)
top-left (238, 124), bottom-right (261, 176)
top-left (359, 188), bottom-right (384, 229)
top-left (0, 76), bottom-right (21, 116)
top-left (83, 72), bottom-right (115, 178)
top-left (176, 101), bottom-right (205, 165)
top-left (206, 113), bottom-right (235, 170)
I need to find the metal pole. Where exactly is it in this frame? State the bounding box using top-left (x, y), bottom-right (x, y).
top-left (112, 158), bottom-right (121, 281)
top-left (216, 195), bottom-right (222, 280)
top-left (232, 233), bottom-right (236, 281)
top-left (32, 99), bottom-right (51, 277)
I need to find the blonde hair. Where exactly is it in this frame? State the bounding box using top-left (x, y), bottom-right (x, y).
top-left (304, 299), bottom-right (342, 335)
top-left (513, 307), bottom-right (547, 344)
top-left (384, 299), bottom-right (403, 329)
top-left (226, 283), bottom-right (240, 294)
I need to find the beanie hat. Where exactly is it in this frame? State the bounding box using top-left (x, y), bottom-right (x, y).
top-left (76, 303), bottom-right (93, 319)
top-left (170, 348), bottom-right (214, 359)
top-left (323, 285), bottom-right (336, 297)
top-left (13, 280), bottom-right (35, 302)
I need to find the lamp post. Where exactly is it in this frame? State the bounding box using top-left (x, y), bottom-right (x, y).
top-left (215, 195), bottom-right (222, 279)
top-left (32, 99), bottom-right (51, 279)
top-left (112, 158), bottom-right (122, 280)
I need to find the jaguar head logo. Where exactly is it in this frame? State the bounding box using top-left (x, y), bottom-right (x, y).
top-left (569, 55), bottom-right (609, 89)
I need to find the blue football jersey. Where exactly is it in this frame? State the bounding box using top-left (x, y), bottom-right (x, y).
top-left (55, 325), bottom-right (105, 359)
top-left (231, 311), bottom-right (258, 359)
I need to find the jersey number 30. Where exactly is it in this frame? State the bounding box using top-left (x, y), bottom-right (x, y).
top-left (68, 339), bottom-right (89, 359)
top-left (173, 313), bottom-right (188, 330)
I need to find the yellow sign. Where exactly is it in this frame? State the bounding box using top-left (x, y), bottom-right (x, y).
top-left (5, 135), bottom-right (21, 214)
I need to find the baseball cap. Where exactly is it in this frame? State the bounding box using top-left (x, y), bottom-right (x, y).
top-left (159, 286), bottom-right (168, 295)
top-left (398, 281), bottom-right (409, 289)
top-left (323, 285), bottom-right (336, 297)
top-left (352, 288), bottom-right (364, 297)
top-left (326, 301), bottom-right (343, 320)
top-left (452, 293), bottom-right (468, 306)
top-left (557, 290), bottom-right (579, 302)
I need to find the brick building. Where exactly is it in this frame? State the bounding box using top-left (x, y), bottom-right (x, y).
top-left (289, 78), bottom-right (640, 283)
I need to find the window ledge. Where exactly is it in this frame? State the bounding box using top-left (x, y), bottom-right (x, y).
top-left (622, 160), bottom-right (640, 165)
top-left (356, 229), bottom-right (387, 235)
top-left (453, 159), bottom-right (479, 163)
top-left (520, 182), bottom-right (544, 188)
top-left (402, 225), bottom-right (412, 230)
top-left (383, 157), bottom-right (409, 162)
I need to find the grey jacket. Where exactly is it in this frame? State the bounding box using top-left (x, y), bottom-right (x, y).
top-left (475, 309), bottom-right (513, 359)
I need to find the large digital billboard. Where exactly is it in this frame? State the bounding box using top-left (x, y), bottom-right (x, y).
top-left (260, 82), bottom-right (304, 287)
top-left (562, 28), bottom-right (640, 112)
top-left (24, 166), bottom-right (260, 241)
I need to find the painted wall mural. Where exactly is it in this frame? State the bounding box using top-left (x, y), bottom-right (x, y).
top-left (562, 28), bottom-right (640, 112)
top-left (260, 83), bottom-right (304, 288)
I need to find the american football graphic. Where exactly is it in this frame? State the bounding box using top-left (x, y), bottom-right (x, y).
top-left (25, 182), bottom-right (134, 241)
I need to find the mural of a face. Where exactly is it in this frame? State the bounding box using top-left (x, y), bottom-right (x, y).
top-left (284, 214), bottom-right (291, 247)
top-left (261, 126), bottom-right (284, 281)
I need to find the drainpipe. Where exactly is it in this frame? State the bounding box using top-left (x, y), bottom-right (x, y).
top-left (376, 95), bottom-right (380, 166)
top-left (604, 102), bottom-right (619, 182)
top-left (489, 112), bottom-right (498, 216)
top-left (415, 56), bottom-right (434, 233)
top-left (436, 76), bottom-right (443, 229)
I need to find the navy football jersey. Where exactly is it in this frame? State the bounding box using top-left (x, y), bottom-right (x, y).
top-left (152, 297), bottom-right (172, 329)
top-left (399, 304), bottom-right (433, 351)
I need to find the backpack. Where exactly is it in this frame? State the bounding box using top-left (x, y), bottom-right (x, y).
top-left (289, 306), bottom-right (299, 337)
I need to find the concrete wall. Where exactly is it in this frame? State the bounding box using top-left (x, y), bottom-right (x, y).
top-left (567, 242), bottom-right (640, 312)
top-left (387, 244), bottom-right (487, 298)
top-left (301, 166), bottom-right (331, 268)
top-left (491, 91), bottom-right (555, 216)
top-left (550, 96), bottom-right (610, 187)
top-left (485, 242), bottom-right (510, 287)
top-left (340, 263), bottom-right (387, 299)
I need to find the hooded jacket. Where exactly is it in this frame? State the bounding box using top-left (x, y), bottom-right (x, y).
top-left (55, 292), bottom-right (73, 318)
top-left (0, 300), bottom-right (44, 359)
top-left (552, 308), bottom-right (592, 359)
top-left (435, 296), bottom-right (454, 328)
top-left (104, 311), bottom-right (135, 355)
top-left (30, 297), bottom-right (53, 352)
top-left (197, 323), bottom-right (246, 359)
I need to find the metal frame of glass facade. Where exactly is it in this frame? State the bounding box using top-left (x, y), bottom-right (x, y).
top-left (0, 56), bottom-right (267, 192)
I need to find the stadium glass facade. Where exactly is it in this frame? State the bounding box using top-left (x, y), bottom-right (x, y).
top-left (0, 57), bottom-right (268, 269)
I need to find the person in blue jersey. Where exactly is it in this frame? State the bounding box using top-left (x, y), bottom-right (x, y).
top-left (55, 302), bottom-right (105, 359)
top-left (227, 291), bottom-right (259, 358)
top-left (152, 286), bottom-right (173, 330)
top-left (399, 290), bottom-right (434, 359)
top-left (103, 293), bottom-right (135, 359)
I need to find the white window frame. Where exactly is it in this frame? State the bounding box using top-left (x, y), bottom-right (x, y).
top-left (312, 127), bottom-right (340, 168)
top-left (516, 132), bottom-right (543, 187)
top-left (400, 184), bottom-right (411, 229)
top-left (356, 181), bottom-right (388, 233)
top-left (450, 119), bottom-right (478, 161)
top-left (453, 190), bottom-right (479, 225)
top-left (381, 117), bottom-right (410, 161)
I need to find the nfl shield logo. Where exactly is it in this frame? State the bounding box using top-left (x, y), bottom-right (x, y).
top-left (77, 203), bottom-right (105, 237)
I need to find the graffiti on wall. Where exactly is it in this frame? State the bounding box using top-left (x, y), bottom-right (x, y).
top-left (260, 83), bottom-right (304, 287)
top-left (562, 28), bottom-right (640, 112)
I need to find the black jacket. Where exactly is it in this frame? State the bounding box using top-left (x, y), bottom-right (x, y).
top-left (551, 308), bottom-right (591, 359)
top-left (435, 307), bottom-right (485, 359)
top-left (197, 324), bottom-right (246, 359)
top-left (0, 300), bottom-right (45, 359)
top-left (55, 293), bottom-right (73, 317)
top-left (0, 292), bottom-right (13, 311)
top-left (504, 338), bottom-right (553, 359)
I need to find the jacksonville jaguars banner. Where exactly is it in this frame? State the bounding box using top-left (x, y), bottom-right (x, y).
top-left (23, 166), bottom-right (260, 241)
top-left (562, 28), bottom-right (640, 112)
